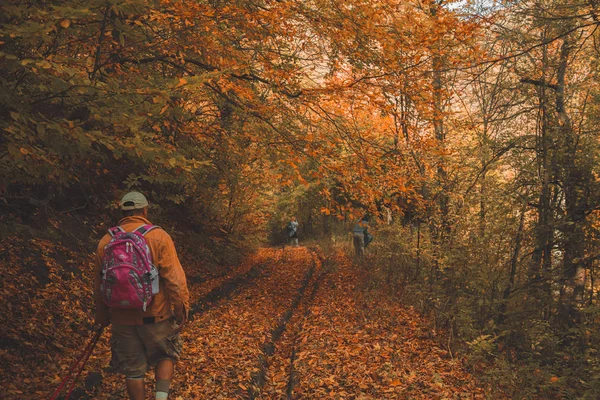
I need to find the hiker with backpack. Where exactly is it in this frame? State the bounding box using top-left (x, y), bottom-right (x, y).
top-left (94, 192), bottom-right (189, 400)
top-left (352, 215), bottom-right (372, 259)
top-left (287, 216), bottom-right (299, 246)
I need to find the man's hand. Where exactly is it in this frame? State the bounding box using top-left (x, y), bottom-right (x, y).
top-left (175, 312), bottom-right (187, 327)
top-left (175, 305), bottom-right (187, 327)
top-left (95, 313), bottom-right (110, 329)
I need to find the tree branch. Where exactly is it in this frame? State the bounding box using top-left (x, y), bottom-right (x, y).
top-left (520, 78), bottom-right (559, 91)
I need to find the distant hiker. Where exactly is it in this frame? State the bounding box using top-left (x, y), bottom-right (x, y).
top-left (288, 216), bottom-right (299, 246)
top-left (94, 191), bottom-right (189, 400)
top-left (352, 215), bottom-right (372, 258)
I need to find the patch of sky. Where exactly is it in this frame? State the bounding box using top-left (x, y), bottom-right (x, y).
top-left (446, 0), bottom-right (508, 15)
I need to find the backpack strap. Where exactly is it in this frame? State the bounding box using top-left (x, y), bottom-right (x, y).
top-left (108, 226), bottom-right (125, 237)
top-left (134, 224), bottom-right (160, 236)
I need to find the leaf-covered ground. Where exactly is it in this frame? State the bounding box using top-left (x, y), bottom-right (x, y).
top-left (1, 242), bottom-right (489, 399)
top-left (266, 253), bottom-right (485, 399)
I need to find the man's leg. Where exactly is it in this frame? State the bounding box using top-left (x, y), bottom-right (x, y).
top-left (354, 235), bottom-right (364, 260)
top-left (359, 235), bottom-right (365, 258)
top-left (111, 324), bottom-right (147, 400)
top-left (155, 359), bottom-right (174, 399)
top-left (125, 376), bottom-right (145, 400)
top-left (141, 317), bottom-right (182, 400)
top-left (353, 235), bottom-right (361, 258)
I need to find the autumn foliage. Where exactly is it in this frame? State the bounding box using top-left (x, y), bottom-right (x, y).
top-left (4, 0), bottom-right (600, 398)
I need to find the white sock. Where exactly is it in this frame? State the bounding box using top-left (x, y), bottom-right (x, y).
top-left (156, 378), bottom-right (170, 399)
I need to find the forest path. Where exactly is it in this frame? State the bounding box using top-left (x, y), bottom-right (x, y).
top-left (173, 247), bottom-right (484, 399)
top-left (3, 245), bottom-right (486, 399)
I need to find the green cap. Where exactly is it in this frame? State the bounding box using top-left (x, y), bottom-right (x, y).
top-left (120, 191), bottom-right (149, 210)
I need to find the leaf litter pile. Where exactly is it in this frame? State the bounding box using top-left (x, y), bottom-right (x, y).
top-left (1, 240), bottom-right (488, 399)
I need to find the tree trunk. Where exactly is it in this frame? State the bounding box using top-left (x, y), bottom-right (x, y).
top-left (498, 203), bottom-right (526, 326)
top-left (556, 38), bottom-right (587, 326)
top-left (525, 37), bottom-right (555, 321)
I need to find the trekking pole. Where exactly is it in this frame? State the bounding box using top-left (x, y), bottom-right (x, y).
top-left (49, 331), bottom-right (98, 399)
top-left (64, 327), bottom-right (104, 399)
top-left (49, 326), bottom-right (105, 400)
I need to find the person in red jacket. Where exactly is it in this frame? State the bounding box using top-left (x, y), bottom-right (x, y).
top-left (94, 192), bottom-right (189, 400)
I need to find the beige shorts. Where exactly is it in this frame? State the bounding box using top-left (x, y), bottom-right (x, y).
top-left (110, 317), bottom-right (182, 376)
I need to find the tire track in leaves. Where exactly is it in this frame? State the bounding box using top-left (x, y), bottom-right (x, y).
top-left (187, 249), bottom-right (286, 317)
top-left (173, 247), bottom-right (315, 399)
top-left (246, 249), bottom-right (322, 399)
top-left (256, 252), bottom-right (328, 399)
top-left (188, 262), bottom-right (266, 319)
top-left (283, 252), bottom-right (486, 399)
top-left (285, 261), bottom-right (325, 399)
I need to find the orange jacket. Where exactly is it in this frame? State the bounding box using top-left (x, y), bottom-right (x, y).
top-left (94, 216), bottom-right (190, 326)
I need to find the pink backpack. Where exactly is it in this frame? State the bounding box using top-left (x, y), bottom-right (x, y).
top-left (100, 224), bottom-right (160, 311)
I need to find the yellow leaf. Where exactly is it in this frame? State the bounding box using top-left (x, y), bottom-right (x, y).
top-left (59, 19), bottom-right (71, 29)
top-left (36, 60), bottom-right (52, 69)
top-left (176, 78), bottom-right (187, 88)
